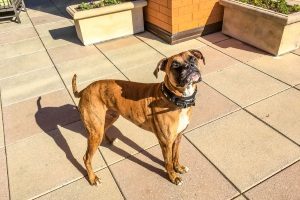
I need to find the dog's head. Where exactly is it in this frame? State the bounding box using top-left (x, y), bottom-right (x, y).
top-left (154, 49), bottom-right (205, 88)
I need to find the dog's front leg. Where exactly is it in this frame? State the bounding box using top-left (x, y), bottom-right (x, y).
top-left (160, 140), bottom-right (183, 185)
top-left (172, 133), bottom-right (189, 174)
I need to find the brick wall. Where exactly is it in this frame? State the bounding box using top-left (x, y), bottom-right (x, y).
top-left (145, 0), bottom-right (223, 34)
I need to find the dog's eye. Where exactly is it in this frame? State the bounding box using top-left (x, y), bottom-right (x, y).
top-left (172, 62), bottom-right (180, 68)
top-left (189, 57), bottom-right (196, 63)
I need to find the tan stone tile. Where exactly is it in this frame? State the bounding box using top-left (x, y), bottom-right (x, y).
top-left (248, 53), bottom-right (300, 86)
top-left (0, 27), bottom-right (38, 45)
top-left (198, 32), bottom-right (231, 44)
top-left (48, 43), bottom-right (99, 64)
top-left (26, 6), bottom-right (59, 18)
top-left (137, 31), bottom-right (206, 57)
top-left (186, 110), bottom-right (300, 191)
top-left (121, 62), bottom-right (164, 83)
top-left (41, 34), bottom-right (81, 49)
top-left (0, 37), bottom-right (44, 60)
top-left (296, 84), bottom-right (300, 90)
top-left (96, 35), bottom-right (164, 71)
top-left (0, 13), bottom-right (32, 34)
top-left (7, 121), bottom-right (106, 200)
top-left (0, 149), bottom-right (9, 200)
top-left (110, 138), bottom-right (239, 199)
top-left (199, 46), bottom-right (240, 76)
top-left (3, 89), bottom-right (80, 145)
top-left (56, 54), bottom-right (119, 87)
top-left (100, 116), bottom-right (158, 165)
top-left (30, 10), bottom-right (67, 26)
top-left (204, 63), bottom-right (289, 107)
top-left (35, 20), bottom-right (73, 37)
top-left (293, 48), bottom-right (300, 56)
top-left (68, 72), bottom-right (127, 105)
top-left (214, 38), bottom-right (267, 63)
top-left (246, 88), bottom-right (300, 145)
top-left (0, 95), bottom-right (3, 148)
top-left (0, 67), bottom-right (64, 106)
top-left (245, 162), bottom-right (300, 200)
top-left (0, 51), bottom-right (53, 80)
top-left (37, 168), bottom-right (123, 200)
top-left (233, 195), bottom-right (247, 200)
top-left (186, 82), bottom-right (240, 132)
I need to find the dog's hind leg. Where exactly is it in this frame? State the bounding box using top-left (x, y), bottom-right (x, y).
top-left (104, 109), bottom-right (120, 144)
top-left (81, 105), bottom-right (106, 186)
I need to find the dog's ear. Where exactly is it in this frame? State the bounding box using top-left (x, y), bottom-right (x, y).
top-left (189, 49), bottom-right (205, 65)
top-left (153, 58), bottom-right (168, 78)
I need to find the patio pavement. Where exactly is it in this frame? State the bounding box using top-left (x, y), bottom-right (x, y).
top-left (0, 0), bottom-right (300, 199)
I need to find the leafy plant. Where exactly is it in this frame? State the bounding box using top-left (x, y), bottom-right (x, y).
top-left (239, 0), bottom-right (300, 14)
top-left (77, 0), bottom-right (123, 11)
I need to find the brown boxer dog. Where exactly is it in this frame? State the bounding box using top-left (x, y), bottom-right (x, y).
top-left (72, 49), bottom-right (205, 186)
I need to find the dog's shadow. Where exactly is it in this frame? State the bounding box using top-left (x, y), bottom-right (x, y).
top-left (35, 96), bottom-right (166, 181)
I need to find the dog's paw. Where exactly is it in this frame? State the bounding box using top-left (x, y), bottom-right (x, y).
top-left (175, 165), bottom-right (189, 174)
top-left (174, 176), bottom-right (183, 186)
top-left (90, 175), bottom-right (101, 186)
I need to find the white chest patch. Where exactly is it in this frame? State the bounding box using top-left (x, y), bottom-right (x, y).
top-left (177, 108), bottom-right (190, 134)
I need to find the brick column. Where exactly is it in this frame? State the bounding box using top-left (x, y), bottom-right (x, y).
top-left (144, 0), bottom-right (224, 44)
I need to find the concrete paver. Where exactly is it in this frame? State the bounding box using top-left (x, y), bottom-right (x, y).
top-left (245, 161), bottom-right (300, 200)
top-left (0, 13), bottom-right (32, 34)
top-left (198, 45), bottom-right (240, 76)
top-left (100, 116), bottom-right (158, 165)
top-left (0, 27), bottom-right (38, 45)
top-left (37, 168), bottom-right (124, 200)
top-left (110, 138), bottom-right (239, 200)
top-left (0, 96), bottom-right (4, 148)
top-left (186, 110), bottom-right (300, 191)
top-left (56, 53), bottom-right (119, 87)
top-left (204, 63), bottom-right (289, 107)
top-left (197, 32), bottom-right (231, 44)
top-left (0, 67), bottom-right (65, 106)
top-left (0, 50), bottom-right (53, 80)
top-left (96, 36), bottom-right (164, 72)
top-left (48, 43), bottom-right (99, 64)
top-left (30, 10), bottom-right (67, 26)
top-left (214, 38), bottom-right (267, 63)
top-left (2, 89), bottom-right (80, 144)
top-left (137, 31), bottom-right (206, 57)
top-left (0, 37), bottom-right (44, 60)
top-left (233, 195), bottom-right (247, 200)
top-left (248, 53), bottom-right (300, 86)
top-left (185, 82), bottom-right (240, 132)
top-left (34, 19), bottom-right (73, 37)
top-left (293, 48), bottom-right (300, 56)
top-left (246, 88), bottom-right (300, 145)
top-left (0, 149), bottom-right (9, 200)
top-left (7, 121), bottom-right (106, 200)
top-left (41, 34), bottom-right (81, 49)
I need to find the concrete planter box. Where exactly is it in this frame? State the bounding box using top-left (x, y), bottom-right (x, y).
top-left (67, 0), bottom-right (147, 45)
top-left (219, 0), bottom-right (300, 55)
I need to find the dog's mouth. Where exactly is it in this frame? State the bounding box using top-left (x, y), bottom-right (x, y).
top-left (179, 70), bottom-right (201, 87)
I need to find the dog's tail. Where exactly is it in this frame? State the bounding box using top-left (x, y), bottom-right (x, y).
top-left (72, 74), bottom-right (82, 98)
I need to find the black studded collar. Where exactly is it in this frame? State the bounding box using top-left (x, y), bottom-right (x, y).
top-left (161, 83), bottom-right (197, 108)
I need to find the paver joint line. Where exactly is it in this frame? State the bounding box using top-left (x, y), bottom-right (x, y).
top-left (98, 149), bottom-right (127, 200)
top-left (183, 134), bottom-right (242, 193)
top-left (0, 89), bottom-right (11, 200)
top-left (241, 159), bottom-right (300, 196)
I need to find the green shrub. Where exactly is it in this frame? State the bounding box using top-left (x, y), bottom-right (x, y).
top-left (239, 0), bottom-right (300, 14)
top-left (77, 0), bottom-right (123, 11)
